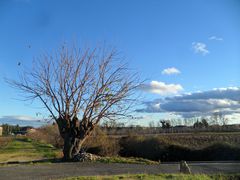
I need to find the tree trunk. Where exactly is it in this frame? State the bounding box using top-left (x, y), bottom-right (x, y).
top-left (56, 116), bottom-right (92, 161)
top-left (62, 130), bottom-right (89, 161)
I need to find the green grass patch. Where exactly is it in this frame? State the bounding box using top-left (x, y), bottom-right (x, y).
top-left (62, 173), bottom-right (240, 180)
top-left (97, 156), bottom-right (159, 165)
top-left (0, 137), bottom-right (61, 162)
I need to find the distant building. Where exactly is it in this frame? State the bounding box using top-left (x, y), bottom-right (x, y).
top-left (0, 126), bottom-right (2, 136)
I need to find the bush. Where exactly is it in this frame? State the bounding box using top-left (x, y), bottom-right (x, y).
top-left (119, 136), bottom-right (169, 161)
top-left (27, 124), bottom-right (63, 148)
top-left (200, 143), bottom-right (240, 161)
top-left (83, 127), bottom-right (120, 156)
top-left (28, 125), bottom-right (120, 156)
top-left (119, 135), bottom-right (240, 161)
top-left (0, 137), bottom-right (12, 148)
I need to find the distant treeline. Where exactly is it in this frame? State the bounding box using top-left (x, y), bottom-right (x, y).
top-left (1, 124), bottom-right (33, 135)
top-left (101, 124), bottom-right (240, 136)
top-left (97, 116), bottom-right (240, 135)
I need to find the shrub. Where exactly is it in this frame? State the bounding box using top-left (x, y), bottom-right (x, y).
top-left (119, 136), bottom-right (169, 161)
top-left (27, 124), bottom-right (63, 148)
top-left (0, 137), bottom-right (12, 148)
top-left (83, 126), bottom-right (120, 156)
top-left (119, 135), bottom-right (240, 161)
top-left (200, 143), bottom-right (240, 161)
top-left (28, 126), bottom-right (240, 161)
top-left (28, 125), bottom-right (120, 156)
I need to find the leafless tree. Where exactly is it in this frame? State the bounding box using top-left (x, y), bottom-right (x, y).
top-left (148, 121), bottom-right (155, 128)
top-left (211, 112), bottom-right (228, 126)
top-left (7, 45), bottom-right (140, 161)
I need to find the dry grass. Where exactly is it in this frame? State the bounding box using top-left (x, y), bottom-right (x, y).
top-left (83, 127), bottom-right (120, 156)
top-left (26, 125), bottom-right (240, 161)
top-left (151, 132), bottom-right (240, 149)
top-left (0, 137), bottom-right (12, 147)
top-left (28, 125), bottom-right (120, 157)
top-left (27, 124), bottom-right (63, 148)
top-left (62, 173), bottom-right (240, 180)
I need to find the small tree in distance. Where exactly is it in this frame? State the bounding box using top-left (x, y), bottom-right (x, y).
top-left (160, 120), bottom-right (171, 129)
top-left (7, 44), bottom-right (140, 161)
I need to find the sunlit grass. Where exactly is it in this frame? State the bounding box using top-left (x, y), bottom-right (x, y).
top-left (97, 156), bottom-right (159, 165)
top-left (0, 137), bottom-right (61, 162)
top-left (62, 173), bottom-right (240, 180)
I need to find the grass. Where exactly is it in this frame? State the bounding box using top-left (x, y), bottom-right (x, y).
top-left (62, 173), bottom-right (240, 180)
top-left (0, 137), bottom-right (158, 165)
top-left (0, 137), bottom-right (61, 163)
top-left (97, 156), bottom-right (159, 165)
top-left (140, 132), bottom-right (240, 149)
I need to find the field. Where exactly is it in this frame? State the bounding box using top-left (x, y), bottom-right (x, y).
top-left (2, 131), bottom-right (240, 163)
top-left (26, 125), bottom-right (240, 162)
top-left (0, 135), bottom-right (240, 179)
top-left (0, 137), bottom-right (61, 163)
top-left (0, 136), bottom-right (158, 165)
top-left (119, 133), bottom-right (240, 161)
top-left (1, 131), bottom-right (240, 163)
top-left (148, 132), bottom-right (240, 149)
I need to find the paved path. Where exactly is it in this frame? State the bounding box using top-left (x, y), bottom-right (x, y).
top-left (0, 162), bottom-right (239, 180)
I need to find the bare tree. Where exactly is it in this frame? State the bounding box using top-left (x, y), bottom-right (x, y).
top-left (7, 45), bottom-right (140, 161)
top-left (211, 112), bottom-right (228, 126)
top-left (148, 121), bottom-right (155, 128)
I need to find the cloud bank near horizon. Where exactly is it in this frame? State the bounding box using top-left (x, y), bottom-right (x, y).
top-left (0, 115), bottom-right (40, 121)
top-left (136, 87), bottom-right (240, 119)
top-left (0, 115), bottom-right (47, 127)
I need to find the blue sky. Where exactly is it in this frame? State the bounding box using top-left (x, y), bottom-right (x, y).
top-left (0, 0), bottom-right (240, 126)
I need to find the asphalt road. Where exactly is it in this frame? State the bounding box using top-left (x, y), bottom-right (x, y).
top-left (0, 162), bottom-right (239, 180)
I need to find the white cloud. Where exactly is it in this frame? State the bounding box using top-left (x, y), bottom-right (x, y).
top-left (192, 42), bottom-right (209, 55)
top-left (136, 87), bottom-right (240, 119)
top-left (140, 81), bottom-right (183, 95)
top-left (207, 99), bottom-right (238, 107)
top-left (209, 36), bottom-right (223, 41)
top-left (213, 87), bottom-right (239, 91)
top-left (0, 115), bottom-right (47, 127)
top-left (0, 115), bottom-right (39, 121)
top-left (162, 67), bottom-right (181, 75)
